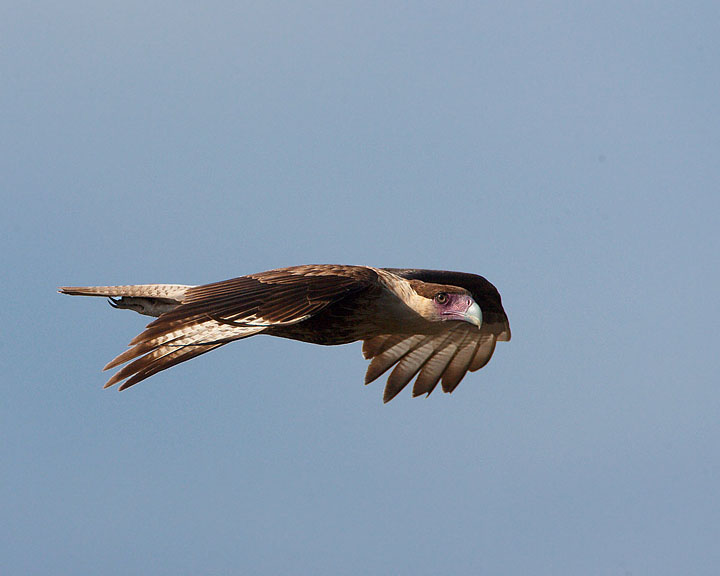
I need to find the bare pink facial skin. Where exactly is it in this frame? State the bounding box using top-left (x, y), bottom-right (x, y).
top-left (433, 292), bottom-right (482, 327)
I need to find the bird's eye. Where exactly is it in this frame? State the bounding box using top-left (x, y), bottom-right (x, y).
top-left (435, 292), bottom-right (448, 304)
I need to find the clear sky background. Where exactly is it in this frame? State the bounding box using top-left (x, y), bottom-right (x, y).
top-left (2, 2), bottom-right (719, 574)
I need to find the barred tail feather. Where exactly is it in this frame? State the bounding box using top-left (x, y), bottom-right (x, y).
top-left (59, 284), bottom-right (191, 301)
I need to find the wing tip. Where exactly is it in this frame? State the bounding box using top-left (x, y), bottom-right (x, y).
top-left (103, 372), bottom-right (123, 389)
top-left (382, 388), bottom-right (399, 404)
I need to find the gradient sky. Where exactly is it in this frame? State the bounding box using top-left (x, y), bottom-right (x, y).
top-left (2, 2), bottom-right (719, 574)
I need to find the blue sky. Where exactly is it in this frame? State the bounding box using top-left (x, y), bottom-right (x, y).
top-left (2, 1), bottom-right (719, 574)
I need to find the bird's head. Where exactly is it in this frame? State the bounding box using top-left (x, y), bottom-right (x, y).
top-left (408, 281), bottom-right (482, 328)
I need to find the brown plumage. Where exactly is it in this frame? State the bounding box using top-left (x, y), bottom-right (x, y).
top-left (59, 265), bottom-right (510, 402)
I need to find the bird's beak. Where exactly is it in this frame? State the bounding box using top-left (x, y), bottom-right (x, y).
top-left (464, 300), bottom-right (483, 328)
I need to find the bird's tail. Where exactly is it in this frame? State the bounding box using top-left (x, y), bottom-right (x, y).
top-left (59, 284), bottom-right (194, 317)
top-left (59, 284), bottom-right (192, 300)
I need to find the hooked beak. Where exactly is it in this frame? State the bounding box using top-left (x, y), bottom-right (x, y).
top-left (463, 300), bottom-right (483, 328)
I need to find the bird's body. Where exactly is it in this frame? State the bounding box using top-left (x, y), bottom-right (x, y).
top-left (60, 265), bottom-right (510, 402)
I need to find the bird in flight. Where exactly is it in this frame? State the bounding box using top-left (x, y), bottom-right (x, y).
top-left (60, 265), bottom-right (510, 402)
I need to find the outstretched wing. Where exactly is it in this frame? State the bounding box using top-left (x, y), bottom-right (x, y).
top-left (362, 324), bottom-right (499, 403)
top-left (104, 265), bottom-right (378, 390)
